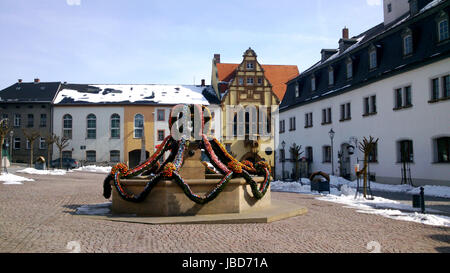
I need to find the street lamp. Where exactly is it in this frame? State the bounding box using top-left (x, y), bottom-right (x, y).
top-left (281, 140), bottom-right (286, 180)
top-left (9, 130), bottom-right (13, 164)
top-left (328, 129), bottom-right (335, 176)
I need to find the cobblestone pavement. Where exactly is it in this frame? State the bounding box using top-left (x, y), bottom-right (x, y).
top-left (0, 171), bottom-right (449, 253)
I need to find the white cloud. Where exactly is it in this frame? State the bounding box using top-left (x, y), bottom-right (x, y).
top-left (366, 0), bottom-right (382, 6)
top-left (66, 0), bottom-right (81, 6)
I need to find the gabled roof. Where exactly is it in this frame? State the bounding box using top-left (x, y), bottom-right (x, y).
top-left (54, 83), bottom-right (216, 105)
top-left (216, 63), bottom-right (299, 101)
top-left (0, 82), bottom-right (61, 103)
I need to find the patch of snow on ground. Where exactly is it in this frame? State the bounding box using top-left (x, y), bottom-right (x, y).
top-left (0, 173), bottom-right (35, 185)
top-left (17, 168), bottom-right (69, 176)
top-left (74, 165), bottom-right (112, 174)
top-left (75, 202), bottom-right (112, 215)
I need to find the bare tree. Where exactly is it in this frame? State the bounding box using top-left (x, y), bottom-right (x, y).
top-left (290, 143), bottom-right (303, 180)
top-left (0, 119), bottom-right (11, 172)
top-left (358, 136), bottom-right (379, 199)
top-left (22, 129), bottom-right (41, 167)
top-left (55, 136), bottom-right (70, 169)
top-left (44, 133), bottom-right (57, 168)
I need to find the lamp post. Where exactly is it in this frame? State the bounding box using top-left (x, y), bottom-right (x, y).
top-left (9, 130), bottom-right (13, 165)
top-left (281, 140), bottom-right (286, 180)
top-left (329, 129), bottom-right (335, 176)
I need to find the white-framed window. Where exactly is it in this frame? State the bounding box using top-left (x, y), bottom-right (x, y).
top-left (14, 138), bottom-right (20, 150)
top-left (110, 150), bottom-right (120, 163)
top-left (14, 114), bottom-right (21, 127)
top-left (134, 114), bottom-right (144, 138)
top-left (295, 83), bottom-right (300, 97)
top-left (346, 59), bottom-right (353, 79)
top-left (403, 34), bottom-right (413, 56)
top-left (246, 77), bottom-right (254, 85)
top-left (328, 67), bottom-right (334, 86)
top-left (86, 114), bottom-right (96, 139)
top-left (369, 47), bottom-right (377, 69)
top-left (111, 114), bottom-right (120, 139)
top-left (246, 62), bottom-right (254, 70)
top-left (157, 109), bottom-right (165, 121)
top-left (86, 150), bottom-right (96, 162)
top-left (438, 18), bottom-right (449, 42)
top-left (311, 76), bottom-right (316, 91)
top-left (63, 114), bottom-right (72, 139)
top-left (39, 137), bottom-right (45, 150)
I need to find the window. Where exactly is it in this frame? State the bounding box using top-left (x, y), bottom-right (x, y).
top-left (346, 59), bottom-right (353, 79)
top-left (444, 75), bottom-right (450, 98)
top-left (410, 0), bottom-right (418, 14)
top-left (323, 146), bottom-right (331, 163)
top-left (399, 140), bottom-right (414, 163)
top-left (289, 117), bottom-right (296, 131)
top-left (257, 77), bottom-right (263, 85)
top-left (395, 86), bottom-right (412, 109)
top-left (63, 114), bottom-right (72, 139)
top-left (431, 78), bottom-right (440, 100)
top-left (157, 109), bottom-right (165, 121)
top-left (328, 67), bottom-right (334, 86)
top-left (62, 151), bottom-right (72, 159)
top-left (369, 47), bottom-right (377, 70)
top-left (305, 113), bottom-right (313, 128)
top-left (110, 150), bottom-right (120, 163)
top-left (246, 77), bottom-right (254, 85)
top-left (306, 147), bottom-right (313, 163)
top-left (110, 114), bottom-right (120, 139)
top-left (387, 3), bottom-right (392, 13)
top-left (322, 108), bottom-right (332, 125)
top-left (279, 120), bottom-right (286, 133)
top-left (14, 114), bottom-right (21, 127)
top-left (157, 130), bottom-right (165, 142)
top-left (2, 114), bottom-right (8, 120)
top-left (295, 83), bottom-right (300, 97)
top-left (134, 114), bottom-right (144, 138)
top-left (311, 76), bottom-right (316, 91)
top-left (403, 34), bottom-right (413, 56)
top-left (86, 114), bottom-right (96, 139)
top-left (279, 149), bottom-right (286, 162)
top-left (246, 62), bottom-right (254, 70)
top-left (39, 137), bottom-right (45, 150)
top-left (363, 95), bottom-right (377, 115)
top-left (26, 139), bottom-right (31, 150)
top-left (238, 77), bottom-right (244, 85)
top-left (40, 114), bottom-right (47, 127)
top-left (368, 143), bottom-right (378, 163)
top-left (436, 137), bottom-right (450, 163)
top-left (14, 138), bottom-right (20, 150)
top-left (86, 151), bottom-right (96, 162)
top-left (340, 103), bottom-right (351, 121)
top-left (395, 88), bottom-right (403, 108)
top-left (438, 18), bottom-right (449, 42)
top-left (27, 114), bottom-right (34, 128)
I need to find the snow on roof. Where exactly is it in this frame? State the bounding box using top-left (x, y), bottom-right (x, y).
top-left (54, 84), bottom-right (212, 105)
top-left (421, 0), bottom-right (446, 12)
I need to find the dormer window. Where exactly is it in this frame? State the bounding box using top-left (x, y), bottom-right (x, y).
top-left (295, 83), bottom-right (300, 97)
top-left (402, 28), bottom-right (413, 56)
top-left (346, 58), bottom-right (353, 80)
top-left (328, 67), bottom-right (334, 86)
top-left (409, 0), bottom-right (418, 15)
top-left (311, 75), bottom-right (316, 91)
top-left (369, 45), bottom-right (377, 70)
top-left (436, 11), bottom-right (449, 43)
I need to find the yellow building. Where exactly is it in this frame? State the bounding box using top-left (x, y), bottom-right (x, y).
top-left (211, 48), bottom-right (299, 169)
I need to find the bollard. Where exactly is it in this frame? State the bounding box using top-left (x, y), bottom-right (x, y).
top-left (420, 187), bottom-right (425, 214)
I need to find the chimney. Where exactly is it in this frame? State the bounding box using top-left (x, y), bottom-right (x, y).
top-left (214, 54), bottom-right (221, 64)
top-left (34, 78), bottom-right (40, 83)
top-left (201, 79), bottom-right (206, 87)
top-left (342, 27), bottom-right (349, 39)
top-left (18, 79), bottom-right (23, 83)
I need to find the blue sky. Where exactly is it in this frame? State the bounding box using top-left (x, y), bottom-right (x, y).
top-left (0, 0), bottom-right (384, 89)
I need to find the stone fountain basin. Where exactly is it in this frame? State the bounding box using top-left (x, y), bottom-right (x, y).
top-left (110, 176), bottom-right (271, 217)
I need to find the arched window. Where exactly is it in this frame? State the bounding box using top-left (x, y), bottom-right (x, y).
top-left (111, 114), bottom-right (120, 139)
top-left (87, 114), bottom-right (96, 139)
top-left (63, 114), bottom-right (72, 139)
top-left (134, 114), bottom-right (144, 138)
